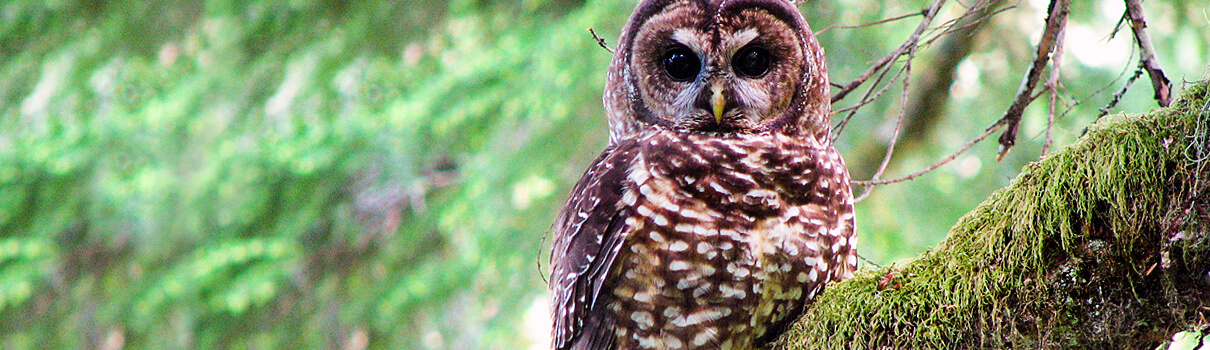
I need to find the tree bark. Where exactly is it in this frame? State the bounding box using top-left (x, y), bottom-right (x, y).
top-left (777, 82), bottom-right (1210, 349)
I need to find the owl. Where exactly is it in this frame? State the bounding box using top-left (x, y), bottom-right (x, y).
top-left (548, 0), bottom-right (855, 349)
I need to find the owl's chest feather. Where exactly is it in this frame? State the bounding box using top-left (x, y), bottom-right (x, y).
top-left (621, 131), bottom-right (841, 256)
top-left (603, 131), bottom-right (850, 349)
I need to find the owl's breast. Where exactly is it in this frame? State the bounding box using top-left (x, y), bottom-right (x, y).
top-left (602, 130), bottom-right (855, 349)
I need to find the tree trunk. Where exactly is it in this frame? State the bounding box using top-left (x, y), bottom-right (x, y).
top-left (776, 82), bottom-right (1210, 349)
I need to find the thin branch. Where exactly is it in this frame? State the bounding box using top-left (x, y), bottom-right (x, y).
top-left (817, 11), bottom-right (925, 35)
top-left (855, 48), bottom-right (917, 202)
top-left (588, 28), bottom-right (614, 53)
top-left (923, 2), bottom-right (1016, 46)
top-left (538, 231), bottom-right (549, 284)
top-left (853, 121), bottom-right (1004, 186)
top-left (1123, 0), bottom-right (1173, 107)
top-left (1042, 15), bottom-right (1067, 156)
top-left (857, 254), bottom-right (882, 269)
top-left (831, 0), bottom-right (997, 138)
top-left (1098, 66), bottom-right (1145, 118)
top-left (1108, 10), bottom-right (1129, 40)
top-left (1043, 93), bottom-right (1057, 155)
top-left (832, 1), bottom-right (1011, 141)
top-left (852, 0), bottom-right (1010, 181)
top-left (839, 0), bottom-right (1016, 190)
top-left (996, 0), bottom-right (1070, 161)
top-left (1059, 52), bottom-right (1137, 123)
top-left (831, 0), bottom-right (948, 104)
top-left (831, 58), bottom-right (910, 140)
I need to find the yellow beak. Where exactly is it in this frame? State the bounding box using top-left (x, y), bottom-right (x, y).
top-left (711, 84), bottom-right (726, 123)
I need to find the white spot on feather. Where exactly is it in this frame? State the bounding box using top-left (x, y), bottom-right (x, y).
top-left (623, 190), bottom-right (638, 206)
top-left (639, 184), bottom-right (654, 196)
top-left (692, 331), bottom-right (715, 346)
top-left (719, 284), bottom-right (747, 299)
top-left (652, 213), bottom-right (669, 226)
top-left (731, 172), bottom-right (755, 184)
top-left (664, 336), bottom-right (683, 349)
top-left (708, 182), bottom-right (731, 195)
top-left (636, 205), bottom-right (653, 217)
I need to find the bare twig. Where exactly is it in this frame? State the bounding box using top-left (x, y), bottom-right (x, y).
top-left (1098, 66), bottom-right (1145, 118)
top-left (538, 231), bottom-right (549, 284)
top-left (588, 28), bottom-right (614, 53)
top-left (1042, 14), bottom-right (1067, 156)
top-left (832, 1), bottom-right (1010, 141)
top-left (855, 48), bottom-right (917, 202)
top-left (817, 11), bottom-right (925, 35)
top-left (1123, 0), bottom-right (1172, 107)
top-left (921, 2), bottom-right (1016, 46)
top-left (1042, 88), bottom-right (1059, 155)
top-left (853, 0), bottom-right (1008, 178)
top-left (853, 122), bottom-right (1005, 186)
top-left (1059, 54), bottom-right (1137, 124)
top-left (996, 0), bottom-right (1070, 161)
top-left (831, 0), bottom-right (948, 104)
top-left (839, 0), bottom-right (1015, 189)
top-left (857, 254), bottom-right (882, 268)
top-left (1108, 10), bottom-right (1129, 40)
top-left (832, 57), bottom-right (910, 140)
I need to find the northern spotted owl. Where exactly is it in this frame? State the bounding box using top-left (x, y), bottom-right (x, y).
top-left (549, 0), bottom-right (855, 349)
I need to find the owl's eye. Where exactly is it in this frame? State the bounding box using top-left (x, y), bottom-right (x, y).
top-left (733, 46), bottom-right (772, 78)
top-left (662, 45), bottom-right (700, 81)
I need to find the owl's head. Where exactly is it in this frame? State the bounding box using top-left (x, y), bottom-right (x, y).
top-left (603, 0), bottom-right (830, 141)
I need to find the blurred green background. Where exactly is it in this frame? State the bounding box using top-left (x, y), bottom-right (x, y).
top-left (0, 0), bottom-right (1206, 348)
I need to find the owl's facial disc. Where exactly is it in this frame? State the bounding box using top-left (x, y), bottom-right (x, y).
top-left (630, 4), bottom-right (807, 134)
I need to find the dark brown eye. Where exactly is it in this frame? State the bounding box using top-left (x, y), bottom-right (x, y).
top-left (662, 45), bottom-right (700, 81)
top-left (733, 46), bottom-right (772, 77)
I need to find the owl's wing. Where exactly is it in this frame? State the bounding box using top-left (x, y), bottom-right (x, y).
top-left (549, 145), bottom-right (635, 350)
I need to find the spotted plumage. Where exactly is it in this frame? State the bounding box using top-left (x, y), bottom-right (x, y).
top-left (549, 0), bottom-right (854, 349)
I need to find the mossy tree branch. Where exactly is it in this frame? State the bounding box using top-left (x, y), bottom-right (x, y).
top-left (776, 81), bottom-right (1210, 349)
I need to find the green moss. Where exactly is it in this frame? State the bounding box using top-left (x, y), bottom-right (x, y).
top-left (777, 81), bottom-right (1210, 349)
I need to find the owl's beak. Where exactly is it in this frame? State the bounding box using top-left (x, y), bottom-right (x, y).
top-left (711, 84), bottom-right (726, 123)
